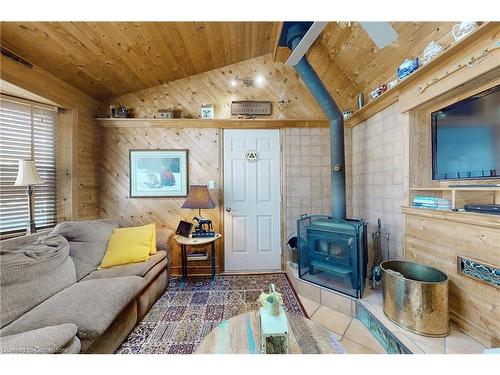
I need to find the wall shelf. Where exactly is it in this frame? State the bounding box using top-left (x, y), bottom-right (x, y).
top-left (410, 186), bottom-right (500, 191)
top-left (402, 206), bottom-right (500, 230)
top-left (344, 22), bottom-right (495, 128)
top-left (95, 117), bottom-right (329, 129)
top-left (409, 186), bottom-right (500, 210)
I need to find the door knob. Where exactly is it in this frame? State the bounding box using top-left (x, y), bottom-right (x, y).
top-left (225, 207), bottom-right (232, 212)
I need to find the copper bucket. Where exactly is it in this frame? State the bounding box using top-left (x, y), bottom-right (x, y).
top-left (381, 260), bottom-right (450, 337)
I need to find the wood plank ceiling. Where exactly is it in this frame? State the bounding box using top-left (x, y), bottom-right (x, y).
top-left (1, 21), bottom-right (457, 110)
top-left (307, 21), bottom-right (457, 110)
top-left (0, 22), bottom-right (279, 100)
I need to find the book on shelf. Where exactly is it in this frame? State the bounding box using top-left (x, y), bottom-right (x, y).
top-left (187, 250), bottom-right (209, 261)
top-left (412, 195), bottom-right (452, 210)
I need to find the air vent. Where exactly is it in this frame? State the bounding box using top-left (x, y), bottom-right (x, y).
top-left (1, 47), bottom-right (33, 69)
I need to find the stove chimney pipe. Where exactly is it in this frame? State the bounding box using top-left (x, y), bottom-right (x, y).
top-left (286, 23), bottom-right (346, 219)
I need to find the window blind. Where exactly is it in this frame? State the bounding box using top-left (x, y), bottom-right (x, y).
top-left (0, 96), bottom-right (57, 236)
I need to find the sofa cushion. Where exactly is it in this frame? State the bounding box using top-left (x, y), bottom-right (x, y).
top-left (84, 251), bottom-right (167, 281)
top-left (0, 276), bottom-right (144, 351)
top-left (0, 234), bottom-right (77, 329)
top-left (0, 323), bottom-right (80, 354)
top-left (51, 219), bottom-right (118, 280)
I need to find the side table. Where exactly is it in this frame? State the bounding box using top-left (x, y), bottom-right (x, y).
top-left (173, 233), bottom-right (222, 283)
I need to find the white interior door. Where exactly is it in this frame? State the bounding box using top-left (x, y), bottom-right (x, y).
top-left (224, 129), bottom-right (281, 271)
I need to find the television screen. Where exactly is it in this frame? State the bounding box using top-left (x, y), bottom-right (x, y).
top-left (432, 85), bottom-right (500, 180)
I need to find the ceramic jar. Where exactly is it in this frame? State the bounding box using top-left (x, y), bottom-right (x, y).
top-left (422, 41), bottom-right (444, 65)
top-left (452, 21), bottom-right (478, 41)
top-left (397, 58), bottom-right (419, 80)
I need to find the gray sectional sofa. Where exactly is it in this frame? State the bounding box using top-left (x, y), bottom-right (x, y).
top-left (0, 219), bottom-right (172, 354)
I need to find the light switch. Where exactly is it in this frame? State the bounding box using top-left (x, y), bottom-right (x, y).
top-left (208, 180), bottom-right (216, 190)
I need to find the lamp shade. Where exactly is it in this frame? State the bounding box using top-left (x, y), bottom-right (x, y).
top-left (14, 159), bottom-right (43, 186)
top-left (181, 185), bottom-right (215, 209)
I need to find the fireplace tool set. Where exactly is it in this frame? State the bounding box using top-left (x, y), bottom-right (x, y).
top-left (370, 219), bottom-right (392, 289)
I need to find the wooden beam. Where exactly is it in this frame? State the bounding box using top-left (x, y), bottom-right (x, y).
top-left (95, 118), bottom-right (329, 129)
top-left (271, 22), bottom-right (284, 61)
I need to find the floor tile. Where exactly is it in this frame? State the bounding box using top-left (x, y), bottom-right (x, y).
top-left (362, 288), bottom-right (384, 306)
top-left (295, 280), bottom-right (321, 303)
top-left (398, 328), bottom-right (446, 353)
top-left (341, 338), bottom-right (376, 354)
top-left (298, 294), bottom-right (320, 317)
top-left (445, 326), bottom-right (486, 354)
top-left (310, 305), bottom-right (352, 336)
top-left (321, 289), bottom-right (352, 317)
top-left (344, 319), bottom-right (387, 353)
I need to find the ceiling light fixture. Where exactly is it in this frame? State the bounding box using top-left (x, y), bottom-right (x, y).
top-left (255, 74), bottom-right (265, 87)
top-left (231, 75), bottom-right (266, 88)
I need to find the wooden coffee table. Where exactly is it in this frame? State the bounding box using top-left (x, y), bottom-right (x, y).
top-left (195, 310), bottom-right (345, 354)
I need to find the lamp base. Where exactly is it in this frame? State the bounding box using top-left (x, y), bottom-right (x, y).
top-left (26, 185), bottom-right (37, 234)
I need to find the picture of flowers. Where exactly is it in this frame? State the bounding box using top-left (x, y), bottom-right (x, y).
top-left (129, 149), bottom-right (188, 197)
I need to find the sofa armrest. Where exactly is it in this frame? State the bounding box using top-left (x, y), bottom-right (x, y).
top-left (0, 323), bottom-right (80, 354)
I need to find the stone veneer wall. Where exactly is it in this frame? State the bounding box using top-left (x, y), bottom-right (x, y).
top-left (282, 127), bottom-right (353, 246)
top-left (282, 104), bottom-right (405, 266)
top-left (348, 103), bottom-right (406, 261)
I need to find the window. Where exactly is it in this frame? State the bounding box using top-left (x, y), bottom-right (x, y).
top-left (0, 95), bottom-right (57, 236)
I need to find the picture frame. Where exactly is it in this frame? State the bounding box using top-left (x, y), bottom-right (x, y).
top-left (129, 149), bottom-right (188, 198)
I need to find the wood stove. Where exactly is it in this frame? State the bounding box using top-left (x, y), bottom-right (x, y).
top-left (297, 215), bottom-right (367, 298)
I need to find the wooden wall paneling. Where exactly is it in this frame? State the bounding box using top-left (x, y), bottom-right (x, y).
top-left (99, 127), bottom-right (222, 276)
top-left (398, 23), bottom-right (500, 113)
top-left (344, 23), bottom-right (498, 128)
top-left (404, 211), bottom-right (500, 347)
top-left (408, 109), bottom-right (438, 190)
top-left (357, 22), bottom-right (456, 98)
top-left (55, 109), bottom-right (75, 221)
top-left (0, 54), bottom-right (100, 220)
top-left (98, 54), bottom-right (325, 121)
top-left (310, 22), bottom-right (458, 112)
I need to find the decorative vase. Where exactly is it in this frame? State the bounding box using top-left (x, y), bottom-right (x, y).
top-left (369, 84), bottom-right (387, 100)
top-left (343, 110), bottom-right (353, 119)
top-left (452, 21), bottom-right (478, 41)
top-left (387, 79), bottom-right (398, 90)
top-left (422, 41), bottom-right (444, 65)
top-left (397, 58), bottom-right (419, 80)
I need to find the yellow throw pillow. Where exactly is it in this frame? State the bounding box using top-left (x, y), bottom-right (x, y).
top-left (112, 223), bottom-right (157, 255)
top-left (99, 226), bottom-right (153, 269)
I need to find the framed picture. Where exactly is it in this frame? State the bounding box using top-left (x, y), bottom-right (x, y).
top-left (200, 103), bottom-right (214, 119)
top-left (129, 149), bottom-right (188, 198)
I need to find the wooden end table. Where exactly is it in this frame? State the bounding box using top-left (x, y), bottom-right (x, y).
top-left (195, 310), bottom-right (345, 354)
top-left (173, 233), bottom-right (222, 284)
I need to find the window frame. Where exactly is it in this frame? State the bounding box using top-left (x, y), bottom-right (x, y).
top-left (0, 94), bottom-right (58, 239)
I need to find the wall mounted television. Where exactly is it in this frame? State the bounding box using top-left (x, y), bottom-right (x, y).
top-left (432, 85), bottom-right (500, 180)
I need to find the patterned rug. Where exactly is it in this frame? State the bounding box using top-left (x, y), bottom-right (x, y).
top-left (117, 273), bottom-right (306, 354)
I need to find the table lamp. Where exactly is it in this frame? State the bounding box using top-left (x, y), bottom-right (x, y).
top-left (14, 159), bottom-right (43, 234)
top-left (181, 185), bottom-right (215, 235)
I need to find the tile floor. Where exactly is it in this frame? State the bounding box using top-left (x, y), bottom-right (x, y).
top-left (360, 288), bottom-right (488, 354)
top-left (298, 294), bottom-right (387, 354)
top-left (289, 264), bottom-right (489, 354)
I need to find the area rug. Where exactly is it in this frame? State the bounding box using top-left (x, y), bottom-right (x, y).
top-left (117, 273), bottom-right (306, 354)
